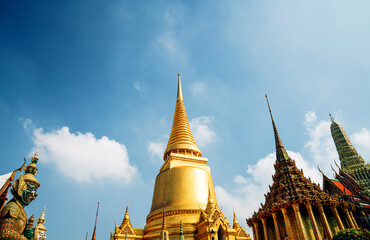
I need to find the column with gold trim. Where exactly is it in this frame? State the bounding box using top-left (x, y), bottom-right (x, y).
top-left (305, 203), bottom-right (321, 240)
top-left (317, 204), bottom-right (332, 239)
top-left (343, 207), bottom-right (356, 228)
top-left (253, 222), bottom-right (260, 240)
top-left (261, 218), bottom-right (268, 240)
top-left (292, 204), bottom-right (307, 240)
top-left (271, 212), bottom-right (281, 240)
top-left (350, 211), bottom-right (359, 228)
top-left (330, 206), bottom-right (344, 230)
top-left (281, 207), bottom-right (293, 239)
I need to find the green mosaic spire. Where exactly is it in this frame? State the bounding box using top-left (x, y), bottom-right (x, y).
top-left (330, 115), bottom-right (370, 195)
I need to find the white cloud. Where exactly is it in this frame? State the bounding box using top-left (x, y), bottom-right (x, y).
top-left (304, 111), bottom-right (337, 173)
top-left (133, 81), bottom-right (144, 92)
top-left (26, 121), bottom-right (139, 183)
top-left (190, 116), bottom-right (217, 147)
top-left (351, 128), bottom-right (370, 161)
top-left (151, 10), bottom-right (191, 69)
top-left (147, 140), bottom-right (166, 165)
top-left (189, 82), bottom-right (207, 96)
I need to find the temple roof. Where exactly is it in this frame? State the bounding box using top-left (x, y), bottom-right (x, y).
top-left (164, 74), bottom-right (201, 159)
top-left (248, 96), bottom-right (337, 222)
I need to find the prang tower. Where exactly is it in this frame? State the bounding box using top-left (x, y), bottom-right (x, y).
top-left (111, 74), bottom-right (250, 240)
top-left (330, 116), bottom-right (370, 196)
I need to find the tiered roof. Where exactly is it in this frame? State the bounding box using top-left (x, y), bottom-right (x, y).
top-left (248, 96), bottom-right (344, 222)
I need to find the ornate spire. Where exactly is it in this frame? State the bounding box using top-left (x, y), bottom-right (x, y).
top-left (164, 74), bottom-right (201, 159)
top-left (92, 202), bottom-right (99, 240)
top-left (265, 94), bottom-right (290, 163)
top-left (120, 200), bottom-right (132, 228)
top-left (34, 207), bottom-right (47, 239)
top-left (232, 207), bottom-right (240, 229)
top-left (23, 150), bottom-right (40, 188)
top-left (330, 115), bottom-right (366, 171)
top-left (160, 196), bottom-right (169, 240)
top-left (179, 220), bottom-right (184, 240)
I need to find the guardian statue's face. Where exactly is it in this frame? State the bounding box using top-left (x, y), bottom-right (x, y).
top-left (20, 183), bottom-right (38, 205)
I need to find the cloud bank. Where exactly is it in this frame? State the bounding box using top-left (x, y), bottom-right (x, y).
top-left (26, 121), bottom-right (139, 183)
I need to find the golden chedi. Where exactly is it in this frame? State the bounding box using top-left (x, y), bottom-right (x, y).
top-left (111, 74), bottom-right (251, 240)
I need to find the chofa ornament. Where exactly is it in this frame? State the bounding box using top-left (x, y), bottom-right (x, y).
top-left (0, 151), bottom-right (41, 240)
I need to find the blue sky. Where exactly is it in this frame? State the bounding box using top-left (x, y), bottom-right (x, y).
top-left (1, 1), bottom-right (370, 239)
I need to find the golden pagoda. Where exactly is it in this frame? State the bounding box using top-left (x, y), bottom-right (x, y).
top-left (34, 208), bottom-right (47, 240)
top-left (111, 74), bottom-right (251, 240)
top-left (246, 95), bottom-right (358, 240)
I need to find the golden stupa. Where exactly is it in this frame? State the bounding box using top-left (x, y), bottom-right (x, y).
top-left (111, 74), bottom-right (251, 240)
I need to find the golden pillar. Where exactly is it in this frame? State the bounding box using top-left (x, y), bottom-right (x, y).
top-left (343, 208), bottom-right (356, 228)
top-left (281, 207), bottom-right (293, 239)
top-left (253, 222), bottom-right (260, 240)
top-left (271, 212), bottom-right (281, 240)
top-left (330, 206), bottom-right (344, 230)
top-left (317, 204), bottom-right (332, 239)
top-left (261, 218), bottom-right (268, 240)
top-left (292, 204), bottom-right (307, 240)
top-left (305, 203), bottom-right (321, 240)
top-left (350, 211), bottom-right (359, 228)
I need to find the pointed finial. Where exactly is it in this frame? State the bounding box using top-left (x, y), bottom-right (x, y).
top-left (31, 150), bottom-right (39, 163)
top-left (177, 73), bottom-right (183, 101)
top-left (232, 207), bottom-right (240, 229)
top-left (329, 114), bottom-right (334, 123)
top-left (92, 202), bottom-right (99, 240)
top-left (265, 94), bottom-right (285, 150)
top-left (124, 200), bottom-right (130, 220)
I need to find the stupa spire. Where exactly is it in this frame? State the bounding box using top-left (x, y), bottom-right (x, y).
top-left (177, 73), bottom-right (183, 101)
top-left (265, 94), bottom-right (290, 163)
top-left (164, 74), bottom-right (201, 159)
top-left (179, 220), bottom-right (184, 240)
top-left (232, 207), bottom-right (240, 229)
top-left (330, 115), bottom-right (365, 171)
top-left (160, 195), bottom-right (169, 240)
top-left (92, 202), bottom-right (99, 240)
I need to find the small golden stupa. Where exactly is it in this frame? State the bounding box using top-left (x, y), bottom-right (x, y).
top-left (111, 74), bottom-right (251, 240)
